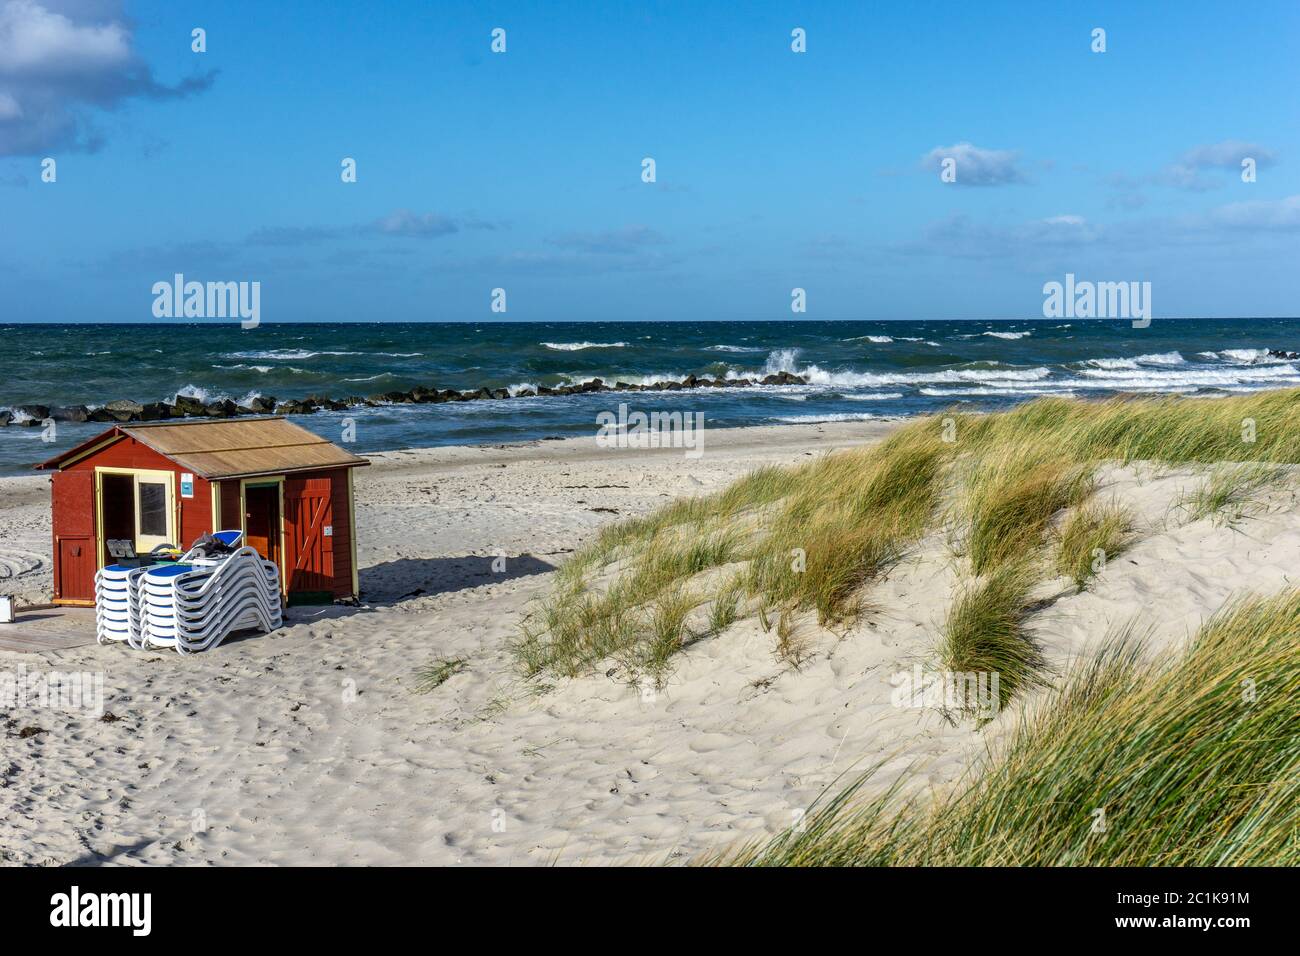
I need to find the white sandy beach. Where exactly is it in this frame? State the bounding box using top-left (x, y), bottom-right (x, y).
top-left (2, 419), bottom-right (1298, 866)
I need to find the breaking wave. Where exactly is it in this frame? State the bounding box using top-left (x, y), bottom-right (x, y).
top-left (542, 341), bottom-right (629, 351)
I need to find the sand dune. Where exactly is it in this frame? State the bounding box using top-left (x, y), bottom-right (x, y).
top-left (2, 420), bottom-right (1297, 865)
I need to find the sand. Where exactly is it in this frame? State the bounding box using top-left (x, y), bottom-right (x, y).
top-left (2, 420), bottom-right (1298, 866)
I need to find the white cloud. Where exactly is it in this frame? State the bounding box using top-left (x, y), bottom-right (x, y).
top-left (0, 0), bottom-right (130, 73)
top-left (0, 0), bottom-right (215, 155)
top-left (1160, 140), bottom-right (1278, 191)
top-left (0, 89), bottom-right (21, 118)
top-left (373, 209), bottom-right (461, 238)
top-left (1209, 194), bottom-right (1300, 230)
top-left (905, 213), bottom-right (1099, 258)
top-left (919, 142), bottom-right (1026, 186)
top-left (548, 225), bottom-right (668, 254)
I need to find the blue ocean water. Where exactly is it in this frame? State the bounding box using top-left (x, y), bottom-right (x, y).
top-left (3, 318), bottom-right (1299, 477)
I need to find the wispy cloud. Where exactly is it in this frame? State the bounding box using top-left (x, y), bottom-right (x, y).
top-left (1209, 194), bottom-right (1300, 230)
top-left (547, 225), bottom-right (667, 254)
top-left (372, 209), bottom-right (461, 238)
top-left (901, 188), bottom-right (1300, 264)
top-left (245, 211), bottom-right (502, 246)
top-left (0, 0), bottom-right (217, 155)
top-left (431, 248), bottom-right (681, 277)
top-left (1158, 140), bottom-right (1278, 191)
top-left (919, 142), bottom-right (1027, 186)
top-left (904, 213), bottom-right (1098, 258)
top-left (85, 208), bottom-right (505, 276)
top-left (246, 225), bottom-right (346, 246)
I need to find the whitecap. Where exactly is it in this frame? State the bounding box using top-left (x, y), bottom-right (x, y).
top-left (774, 413), bottom-right (883, 424)
top-left (542, 341), bottom-right (629, 351)
top-left (222, 348), bottom-right (363, 360)
top-left (1084, 352), bottom-right (1185, 371)
top-left (1220, 348), bottom-right (1279, 364)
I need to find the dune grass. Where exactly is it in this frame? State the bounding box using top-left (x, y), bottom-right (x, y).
top-left (413, 656), bottom-right (469, 692)
top-left (938, 561), bottom-right (1045, 712)
top-left (960, 452), bottom-right (1094, 574)
top-left (1055, 501), bottom-right (1135, 588)
top-left (1176, 462), bottom-right (1290, 525)
top-left (953, 389), bottom-right (1300, 465)
top-left (515, 422), bottom-right (948, 683)
top-left (517, 389), bottom-right (1300, 686)
top-left (718, 590), bottom-right (1300, 866)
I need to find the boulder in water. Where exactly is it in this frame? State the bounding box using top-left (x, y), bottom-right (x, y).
top-left (15, 404), bottom-right (50, 422)
top-left (174, 394), bottom-right (207, 417)
top-left (51, 405), bottom-right (90, 423)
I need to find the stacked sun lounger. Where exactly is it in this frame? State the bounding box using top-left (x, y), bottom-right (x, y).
top-left (142, 546), bottom-right (282, 654)
top-left (94, 563), bottom-right (151, 647)
top-left (93, 532), bottom-right (282, 654)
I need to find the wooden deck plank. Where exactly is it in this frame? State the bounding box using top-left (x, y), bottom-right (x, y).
top-left (0, 607), bottom-right (98, 652)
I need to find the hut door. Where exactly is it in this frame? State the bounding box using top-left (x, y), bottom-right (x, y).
top-left (244, 484), bottom-right (281, 566)
top-left (52, 470), bottom-right (95, 604)
top-left (285, 478), bottom-right (334, 599)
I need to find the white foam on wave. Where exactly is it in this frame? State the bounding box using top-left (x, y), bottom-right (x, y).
top-left (1071, 363), bottom-right (1300, 389)
top-left (1084, 351), bottom-right (1186, 371)
top-left (844, 392), bottom-right (905, 401)
top-left (542, 341), bottom-right (628, 351)
top-left (222, 348), bottom-right (365, 360)
top-left (705, 344), bottom-right (765, 353)
top-left (223, 348), bottom-right (420, 360)
top-left (1220, 348), bottom-right (1282, 364)
top-left (983, 330), bottom-right (1032, 340)
top-left (213, 363), bottom-right (309, 375)
top-left (818, 366), bottom-right (1054, 387)
top-left (172, 384), bottom-right (265, 408)
top-left (1191, 349), bottom-right (1283, 365)
top-left (920, 387), bottom-right (1077, 398)
top-left (730, 349), bottom-right (1055, 389)
top-left (774, 413), bottom-right (884, 424)
top-left (847, 335), bottom-right (925, 343)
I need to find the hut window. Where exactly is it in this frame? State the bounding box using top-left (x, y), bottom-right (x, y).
top-left (139, 482), bottom-right (168, 537)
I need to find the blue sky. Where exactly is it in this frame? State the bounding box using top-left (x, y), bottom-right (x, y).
top-left (3, 0), bottom-right (1298, 322)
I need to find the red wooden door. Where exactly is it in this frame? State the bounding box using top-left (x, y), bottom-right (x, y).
top-left (243, 484), bottom-right (280, 565)
top-left (284, 477), bottom-right (334, 595)
top-left (52, 470), bottom-right (96, 603)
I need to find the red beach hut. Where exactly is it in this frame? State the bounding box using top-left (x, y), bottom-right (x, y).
top-left (36, 417), bottom-right (368, 606)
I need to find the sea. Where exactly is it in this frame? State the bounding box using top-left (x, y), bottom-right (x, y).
top-left (2, 318), bottom-right (1299, 477)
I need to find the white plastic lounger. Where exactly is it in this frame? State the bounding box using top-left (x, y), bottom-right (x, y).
top-left (94, 564), bottom-right (152, 648)
top-left (139, 546), bottom-right (282, 654)
top-left (93, 538), bottom-right (281, 654)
